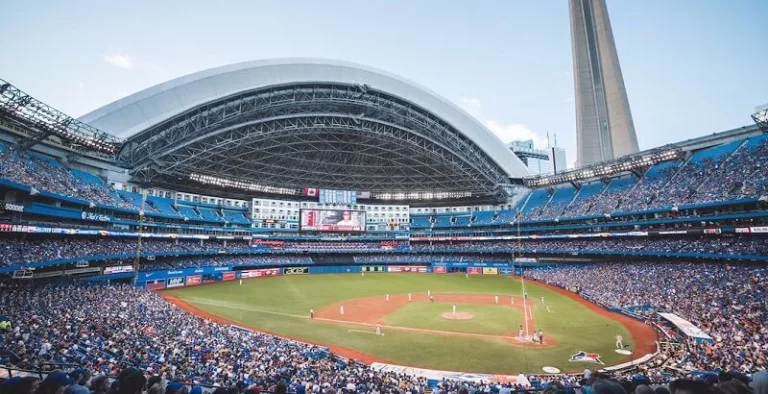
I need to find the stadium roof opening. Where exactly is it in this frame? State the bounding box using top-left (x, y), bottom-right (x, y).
top-left (79, 59), bottom-right (528, 197)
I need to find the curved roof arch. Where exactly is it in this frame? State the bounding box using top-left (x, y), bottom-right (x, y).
top-left (81, 59), bottom-right (529, 196)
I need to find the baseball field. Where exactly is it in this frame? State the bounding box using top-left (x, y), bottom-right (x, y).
top-left (163, 273), bottom-right (656, 374)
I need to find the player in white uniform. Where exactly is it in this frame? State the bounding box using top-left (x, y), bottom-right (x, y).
top-left (541, 296), bottom-right (545, 303)
top-left (408, 293), bottom-right (412, 301)
top-left (427, 290), bottom-right (431, 297)
top-left (340, 305), bottom-right (345, 315)
top-left (494, 295), bottom-right (499, 304)
top-left (452, 304), bottom-right (457, 314)
top-left (376, 324), bottom-right (382, 336)
top-left (615, 335), bottom-right (624, 349)
top-left (310, 308), bottom-right (314, 319)
top-left (239, 279), bottom-right (243, 286)
top-left (518, 325), bottom-right (524, 339)
top-left (386, 294), bottom-right (390, 301)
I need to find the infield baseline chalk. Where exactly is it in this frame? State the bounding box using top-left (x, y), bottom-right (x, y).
top-left (348, 329), bottom-right (379, 335)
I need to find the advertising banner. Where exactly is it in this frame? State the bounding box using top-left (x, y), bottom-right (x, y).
top-left (104, 265), bottom-right (134, 275)
top-left (433, 266), bottom-right (447, 274)
top-left (283, 267), bottom-right (309, 275)
top-left (166, 277), bottom-right (185, 288)
top-left (241, 268), bottom-right (281, 278)
top-left (361, 266), bottom-right (385, 272)
top-left (387, 265), bottom-right (428, 273)
top-left (750, 226), bottom-right (768, 233)
top-left (222, 271), bottom-right (236, 281)
top-left (482, 267), bottom-right (498, 275)
top-left (186, 275), bottom-right (202, 286)
top-left (467, 267), bottom-right (482, 275)
top-left (251, 239), bottom-right (285, 249)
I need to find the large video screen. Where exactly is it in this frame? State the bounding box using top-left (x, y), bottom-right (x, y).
top-left (300, 209), bottom-right (366, 232)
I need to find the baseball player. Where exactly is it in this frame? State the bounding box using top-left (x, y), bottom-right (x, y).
top-left (310, 308), bottom-right (314, 319)
top-left (408, 293), bottom-right (412, 302)
top-left (239, 279), bottom-right (243, 286)
top-left (615, 334), bottom-right (624, 349)
top-left (427, 290), bottom-right (431, 297)
top-left (429, 295), bottom-right (434, 303)
top-left (511, 297), bottom-right (515, 305)
top-left (340, 305), bottom-right (344, 315)
top-left (518, 325), bottom-right (524, 339)
top-left (541, 296), bottom-right (545, 303)
top-left (452, 304), bottom-right (457, 314)
top-left (376, 324), bottom-right (381, 336)
top-left (494, 295), bottom-right (499, 305)
top-left (386, 294), bottom-right (390, 302)
top-left (538, 329), bottom-right (544, 344)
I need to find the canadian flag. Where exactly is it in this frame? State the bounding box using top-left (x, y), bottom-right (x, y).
top-left (303, 188), bottom-right (319, 197)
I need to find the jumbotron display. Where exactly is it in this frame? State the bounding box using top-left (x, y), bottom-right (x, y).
top-left (300, 209), bottom-right (366, 232)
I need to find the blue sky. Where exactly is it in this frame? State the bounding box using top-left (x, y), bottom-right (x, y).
top-left (0, 0), bottom-right (765, 168)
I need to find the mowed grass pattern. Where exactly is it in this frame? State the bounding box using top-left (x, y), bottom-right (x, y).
top-left (384, 303), bottom-right (523, 335)
top-left (167, 274), bottom-right (633, 373)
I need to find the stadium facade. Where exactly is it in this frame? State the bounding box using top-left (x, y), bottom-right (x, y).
top-left (569, 0), bottom-right (639, 167)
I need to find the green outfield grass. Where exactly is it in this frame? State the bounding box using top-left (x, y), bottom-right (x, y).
top-left (167, 274), bottom-right (634, 374)
top-left (384, 303), bottom-right (523, 335)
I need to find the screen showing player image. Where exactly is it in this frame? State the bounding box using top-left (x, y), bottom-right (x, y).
top-left (300, 209), bottom-right (366, 232)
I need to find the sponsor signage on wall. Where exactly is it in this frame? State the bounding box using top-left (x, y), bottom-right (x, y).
top-left (467, 267), bottom-right (482, 275)
top-left (186, 275), bottom-right (202, 286)
top-left (222, 271), bottom-right (236, 281)
top-left (750, 226), bottom-right (768, 233)
top-left (240, 268), bottom-right (281, 278)
top-left (387, 265), bottom-right (428, 273)
top-left (104, 265), bottom-right (134, 275)
top-left (0, 202), bottom-right (24, 213)
top-left (283, 267), bottom-right (309, 275)
top-left (433, 266), bottom-right (447, 274)
top-left (361, 266), bottom-right (385, 272)
top-left (482, 267), bottom-right (498, 275)
top-left (166, 277), bottom-right (185, 288)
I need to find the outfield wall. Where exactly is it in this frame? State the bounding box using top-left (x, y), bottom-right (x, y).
top-left (135, 261), bottom-right (528, 289)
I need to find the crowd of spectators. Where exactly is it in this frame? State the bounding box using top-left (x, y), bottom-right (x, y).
top-left (0, 143), bottom-right (136, 210)
top-left (2, 235), bottom-right (767, 267)
top-left (145, 255), bottom-right (315, 270)
top-left (525, 262), bottom-right (768, 375)
top-left (0, 283), bottom-right (545, 393)
top-left (1, 275), bottom-right (767, 394)
top-left (410, 236), bottom-right (768, 257)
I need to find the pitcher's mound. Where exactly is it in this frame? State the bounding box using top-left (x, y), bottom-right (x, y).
top-left (442, 312), bottom-right (473, 320)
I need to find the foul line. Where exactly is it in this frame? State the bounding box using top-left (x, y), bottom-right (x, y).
top-left (348, 329), bottom-right (379, 335)
top-left (184, 298), bottom-right (309, 319)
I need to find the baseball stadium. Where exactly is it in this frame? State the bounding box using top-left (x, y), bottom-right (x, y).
top-left (1, 5), bottom-right (767, 394)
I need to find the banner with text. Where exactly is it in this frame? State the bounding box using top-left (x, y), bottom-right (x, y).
top-left (241, 268), bottom-right (282, 279)
top-left (387, 265), bottom-right (428, 273)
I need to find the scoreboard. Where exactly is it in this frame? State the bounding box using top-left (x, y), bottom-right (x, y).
top-left (319, 189), bottom-right (357, 205)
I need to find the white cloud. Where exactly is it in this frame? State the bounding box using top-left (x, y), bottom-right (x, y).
top-left (484, 120), bottom-right (548, 148)
top-left (103, 54), bottom-right (134, 69)
top-left (456, 96), bottom-right (548, 149)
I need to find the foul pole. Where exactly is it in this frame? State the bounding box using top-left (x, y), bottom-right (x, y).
top-left (515, 210), bottom-right (530, 338)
